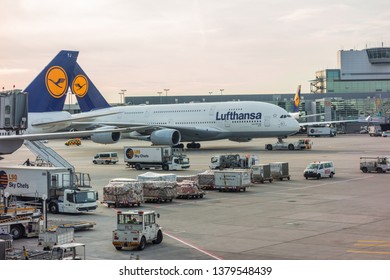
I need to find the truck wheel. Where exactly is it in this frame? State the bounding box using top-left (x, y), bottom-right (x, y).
top-left (330, 172), bottom-right (334, 178)
top-left (115, 246), bottom-right (122, 250)
top-left (361, 167), bottom-right (368, 173)
top-left (266, 144), bottom-right (273, 151)
top-left (288, 144), bottom-right (294, 150)
top-left (153, 230), bottom-right (163, 244)
top-left (135, 164), bottom-right (142, 170)
top-left (376, 168), bottom-right (383, 173)
top-left (49, 202), bottom-right (59, 214)
top-left (316, 174), bottom-right (321, 180)
top-left (138, 236), bottom-right (146, 250)
top-left (10, 225), bottom-right (24, 240)
top-left (162, 164), bottom-right (169, 171)
top-left (93, 160), bottom-right (97, 164)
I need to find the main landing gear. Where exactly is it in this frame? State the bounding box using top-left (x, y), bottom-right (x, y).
top-left (173, 142), bottom-right (201, 149)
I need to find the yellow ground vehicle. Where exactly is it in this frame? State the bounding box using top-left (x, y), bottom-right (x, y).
top-left (65, 138), bottom-right (81, 146)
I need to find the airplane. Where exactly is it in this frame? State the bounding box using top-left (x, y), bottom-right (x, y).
top-left (289, 85), bottom-right (324, 120)
top-left (0, 51), bottom-right (140, 156)
top-left (68, 62), bottom-right (301, 149)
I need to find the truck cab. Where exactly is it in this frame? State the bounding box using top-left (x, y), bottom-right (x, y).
top-left (304, 161), bottom-right (335, 179)
top-left (112, 210), bottom-right (163, 251)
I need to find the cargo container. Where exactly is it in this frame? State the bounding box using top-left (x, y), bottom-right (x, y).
top-left (214, 169), bottom-right (251, 191)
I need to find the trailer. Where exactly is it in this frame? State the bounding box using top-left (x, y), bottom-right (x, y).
top-left (214, 169), bottom-right (251, 192)
top-left (102, 178), bottom-right (143, 207)
top-left (0, 166), bottom-right (98, 214)
top-left (307, 126), bottom-right (337, 137)
top-left (368, 125), bottom-right (382, 137)
top-left (251, 164), bottom-right (273, 183)
top-left (270, 162), bottom-right (290, 181)
top-left (210, 154), bottom-right (259, 170)
top-left (360, 156), bottom-right (390, 173)
top-left (176, 180), bottom-right (205, 199)
top-left (124, 146), bottom-right (190, 171)
top-left (0, 207), bottom-right (43, 239)
top-left (265, 139), bottom-right (312, 151)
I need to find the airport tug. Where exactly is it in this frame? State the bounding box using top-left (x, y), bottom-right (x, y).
top-left (112, 210), bottom-right (163, 250)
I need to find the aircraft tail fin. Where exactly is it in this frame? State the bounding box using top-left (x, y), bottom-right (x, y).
top-left (24, 50), bottom-right (79, 112)
top-left (71, 62), bottom-right (111, 112)
top-left (292, 85), bottom-right (301, 113)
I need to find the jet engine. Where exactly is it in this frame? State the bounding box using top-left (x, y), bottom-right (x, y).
top-left (150, 129), bottom-right (181, 145)
top-left (0, 139), bottom-right (24, 155)
top-left (91, 126), bottom-right (121, 144)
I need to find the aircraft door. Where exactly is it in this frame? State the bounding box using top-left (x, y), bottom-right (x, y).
top-left (264, 116), bottom-right (271, 127)
top-left (209, 106), bottom-right (216, 116)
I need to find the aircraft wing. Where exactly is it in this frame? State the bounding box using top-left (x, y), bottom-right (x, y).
top-left (0, 126), bottom-right (148, 141)
top-left (30, 111), bottom-right (120, 127)
top-left (299, 119), bottom-right (359, 127)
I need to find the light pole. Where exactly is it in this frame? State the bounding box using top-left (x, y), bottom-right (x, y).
top-left (220, 88), bottom-right (224, 95)
top-left (157, 91), bottom-right (163, 104)
top-left (209, 91), bottom-right (213, 95)
top-left (164, 89), bottom-right (169, 104)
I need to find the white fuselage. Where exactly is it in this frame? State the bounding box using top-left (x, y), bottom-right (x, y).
top-left (74, 101), bottom-right (301, 142)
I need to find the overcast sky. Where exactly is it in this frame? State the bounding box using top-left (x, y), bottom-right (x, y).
top-left (1, 0), bottom-right (389, 103)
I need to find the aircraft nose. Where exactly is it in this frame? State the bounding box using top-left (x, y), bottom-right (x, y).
top-left (291, 118), bottom-right (301, 133)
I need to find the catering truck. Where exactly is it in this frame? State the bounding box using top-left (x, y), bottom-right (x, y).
top-left (0, 166), bottom-right (98, 214)
top-left (307, 126), bottom-right (337, 137)
top-left (124, 146), bottom-right (190, 171)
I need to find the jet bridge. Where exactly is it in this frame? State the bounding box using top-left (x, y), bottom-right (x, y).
top-left (0, 90), bottom-right (28, 133)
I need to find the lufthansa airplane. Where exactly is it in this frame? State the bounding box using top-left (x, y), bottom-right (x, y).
top-left (0, 51), bottom-right (138, 155)
top-left (69, 62), bottom-right (301, 149)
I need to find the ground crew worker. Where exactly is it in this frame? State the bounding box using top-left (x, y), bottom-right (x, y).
top-left (23, 246), bottom-right (29, 260)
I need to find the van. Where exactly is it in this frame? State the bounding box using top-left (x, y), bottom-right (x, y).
top-left (93, 152), bottom-right (119, 164)
top-left (303, 161), bottom-right (335, 179)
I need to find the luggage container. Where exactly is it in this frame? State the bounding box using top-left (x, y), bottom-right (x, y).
top-left (270, 162), bottom-right (290, 181)
top-left (214, 169), bottom-right (251, 192)
top-left (251, 164), bottom-right (273, 183)
top-left (176, 180), bottom-right (205, 199)
top-left (102, 179), bottom-right (143, 207)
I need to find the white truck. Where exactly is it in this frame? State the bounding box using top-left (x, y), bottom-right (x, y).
top-left (307, 126), bottom-right (337, 137)
top-left (112, 210), bottom-right (163, 251)
top-left (368, 125), bottom-right (382, 137)
top-left (360, 156), bottom-right (390, 173)
top-left (0, 166), bottom-right (98, 214)
top-left (210, 154), bottom-right (259, 170)
top-left (265, 139), bottom-right (312, 150)
top-left (124, 146), bottom-right (190, 171)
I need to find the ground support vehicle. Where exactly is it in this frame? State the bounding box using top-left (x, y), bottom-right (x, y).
top-left (176, 180), bottom-right (205, 199)
top-left (214, 170), bottom-right (251, 192)
top-left (251, 164), bottom-right (273, 183)
top-left (304, 161), bottom-right (335, 179)
top-left (0, 166), bottom-right (98, 214)
top-left (93, 152), bottom-right (118, 164)
top-left (360, 157), bottom-right (390, 173)
top-left (50, 243), bottom-right (86, 260)
top-left (65, 138), bottom-right (81, 146)
top-left (210, 154), bottom-right (259, 170)
top-left (307, 126), bottom-right (337, 137)
top-left (38, 227), bottom-right (74, 249)
top-left (265, 139), bottom-right (312, 151)
top-left (103, 179), bottom-right (143, 207)
top-left (368, 125), bottom-right (382, 137)
top-left (0, 208), bottom-right (42, 239)
top-left (112, 210), bottom-right (163, 251)
top-left (270, 162), bottom-right (290, 181)
top-left (124, 146), bottom-right (190, 171)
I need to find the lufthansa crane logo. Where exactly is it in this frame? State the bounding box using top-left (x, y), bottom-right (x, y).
top-left (45, 66), bottom-right (68, 98)
top-left (125, 148), bottom-right (134, 159)
top-left (72, 75), bottom-right (89, 98)
top-left (0, 170), bottom-right (8, 189)
top-left (294, 94), bottom-right (300, 108)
